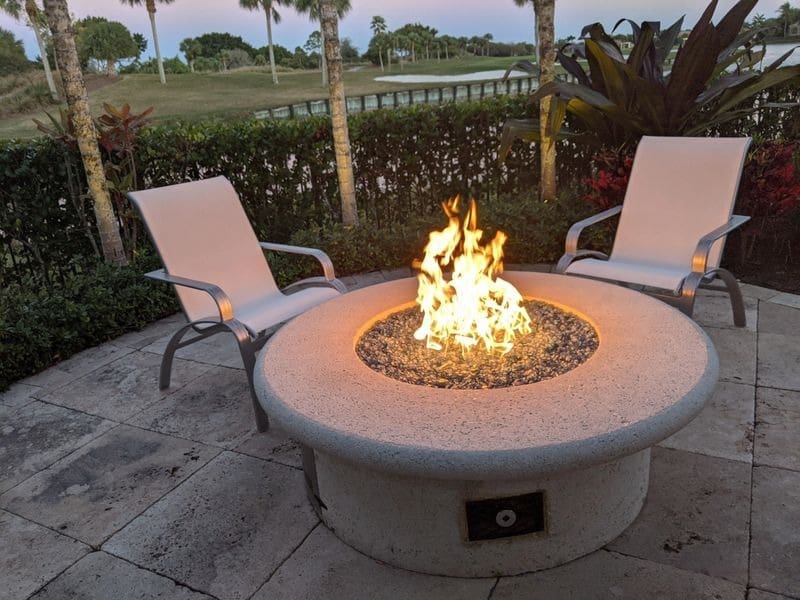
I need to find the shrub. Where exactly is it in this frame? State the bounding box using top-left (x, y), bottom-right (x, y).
top-left (0, 255), bottom-right (178, 390)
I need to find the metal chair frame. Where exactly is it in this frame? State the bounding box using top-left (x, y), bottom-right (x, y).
top-left (146, 243), bottom-right (346, 433)
top-left (554, 205), bottom-right (751, 326)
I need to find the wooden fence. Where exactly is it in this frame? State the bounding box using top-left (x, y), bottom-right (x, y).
top-left (254, 76), bottom-right (538, 120)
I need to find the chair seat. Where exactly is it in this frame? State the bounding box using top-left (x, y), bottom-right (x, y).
top-left (240, 286), bottom-right (341, 334)
top-left (565, 258), bottom-right (687, 294)
top-left (200, 286), bottom-right (341, 336)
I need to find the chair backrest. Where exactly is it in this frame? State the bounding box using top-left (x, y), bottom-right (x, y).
top-left (129, 176), bottom-right (280, 323)
top-left (611, 136), bottom-right (751, 271)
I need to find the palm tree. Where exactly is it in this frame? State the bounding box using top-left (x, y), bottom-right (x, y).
top-left (319, 0), bottom-right (357, 226)
top-left (0, 0), bottom-right (58, 100)
top-left (119, 0), bottom-right (174, 85)
top-left (777, 2), bottom-right (800, 37)
top-left (240, 0), bottom-right (288, 84)
top-left (514, 0), bottom-right (556, 201)
top-left (370, 15), bottom-right (386, 71)
top-left (42, 0), bottom-right (127, 265)
top-left (294, 0), bottom-right (350, 85)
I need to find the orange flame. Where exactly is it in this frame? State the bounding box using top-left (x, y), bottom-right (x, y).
top-left (414, 197), bottom-right (531, 354)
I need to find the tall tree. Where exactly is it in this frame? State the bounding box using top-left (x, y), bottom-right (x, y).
top-left (42, 0), bottom-right (127, 265)
top-left (239, 0), bottom-right (288, 85)
top-left (514, 0), bottom-right (556, 201)
top-left (370, 15), bottom-right (386, 71)
top-left (119, 0), bottom-right (174, 85)
top-left (75, 17), bottom-right (139, 75)
top-left (294, 0), bottom-right (350, 85)
top-left (0, 0), bottom-right (58, 100)
top-left (777, 2), bottom-right (800, 36)
top-left (319, 0), bottom-right (357, 226)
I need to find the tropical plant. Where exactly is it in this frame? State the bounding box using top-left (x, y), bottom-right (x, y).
top-left (501, 0), bottom-right (800, 159)
top-left (75, 17), bottom-right (139, 75)
top-left (319, 0), bottom-right (357, 225)
top-left (508, 0), bottom-right (557, 201)
top-left (179, 37), bottom-right (201, 71)
top-left (0, 0), bottom-right (58, 99)
top-left (42, 0), bottom-right (127, 265)
top-left (370, 15), bottom-right (387, 70)
top-left (119, 0), bottom-right (175, 85)
top-left (294, 0), bottom-right (351, 85)
top-left (239, 0), bottom-right (290, 85)
top-left (0, 27), bottom-right (31, 75)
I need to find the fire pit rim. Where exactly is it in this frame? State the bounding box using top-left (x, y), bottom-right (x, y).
top-left (255, 272), bottom-right (719, 481)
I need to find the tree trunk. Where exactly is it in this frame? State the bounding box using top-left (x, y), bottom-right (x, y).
top-left (265, 4), bottom-right (278, 84)
top-left (378, 45), bottom-right (384, 71)
top-left (26, 1), bottom-right (59, 101)
top-left (146, 0), bottom-right (166, 85)
top-left (534, 0), bottom-right (556, 202)
top-left (320, 23), bottom-right (328, 86)
top-left (43, 0), bottom-right (127, 266)
top-left (320, 0), bottom-right (357, 226)
top-left (386, 47), bottom-right (391, 70)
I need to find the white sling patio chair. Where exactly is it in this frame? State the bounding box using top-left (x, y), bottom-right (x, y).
top-left (129, 176), bottom-right (346, 432)
top-left (554, 136), bottom-right (752, 326)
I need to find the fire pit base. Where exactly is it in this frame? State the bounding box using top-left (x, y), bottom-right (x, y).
top-left (256, 274), bottom-right (719, 579)
top-left (306, 447), bottom-right (649, 577)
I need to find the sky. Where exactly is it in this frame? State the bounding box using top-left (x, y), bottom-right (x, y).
top-left (1, 0), bottom-right (790, 61)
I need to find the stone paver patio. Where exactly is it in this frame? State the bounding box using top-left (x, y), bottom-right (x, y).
top-left (2, 268), bottom-right (799, 600)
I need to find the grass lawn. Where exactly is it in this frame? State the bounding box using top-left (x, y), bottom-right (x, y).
top-left (0, 55), bottom-right (535, 140)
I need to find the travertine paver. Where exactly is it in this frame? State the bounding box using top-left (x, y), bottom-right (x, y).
top-left (491, 549), bottom-right (745, 600)
top-left (38, 352), bottom-right (211, 422)
top-left (0, 509), bottom-right (89, 600)
top-left (22, 343), bottom-right (134, 393)
top-left (757, 303), bottom-right (800, 391)
top-left (607, 447), bottom-right (751, 584)
top-left (757, 333), bottom-right (800, 391)
top-left (1, 272), bottom-right (798, 599)
top-left (234, 427), bottom-right (303, 469)
top-left (253, 525), bottom-right (496, 600)
top-left (767, 292), bottom-right (800, 309)
top-left (748, 589), bottom-right (796, 600)
top-left (104, 451), bottom-right (318, 600)
top-left (0, 401), bottom-right (115, 494)
top-left (754, 387), bottom-right (800, 471)
top-left (114, 313), bottom-right (185, 350)
top-left (750, 466), bottom-right (800, 597)
top-left (30, 551), bottom-right (212, 599)
top-left (0, 382), bottom-right (41, 409)
top-left (141, 330), bottom-right (243, 369)
top-left (660, 381), bottom-right (754, 463)
top-left (705, 326), bottom-right (758, 385)
top-left (0, 425), bottom-right (219, 546)
top-left (694, 293), bottom-right (759, 331)
top-left (127, 366), bottom-right (255, 449)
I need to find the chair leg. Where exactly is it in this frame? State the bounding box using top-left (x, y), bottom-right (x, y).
top-left (159, 322), bottom-right (196, 390)
top-left (227, 325), bottom-right (270, 433)
top-left (714, 268), bottom-right (747, 327)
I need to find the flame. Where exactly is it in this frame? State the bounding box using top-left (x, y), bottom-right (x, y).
top-left (414, 197), bottom-right (532, 354)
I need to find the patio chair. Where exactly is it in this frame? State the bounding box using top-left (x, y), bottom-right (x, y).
top-left (128, 176), bottom-right (346, 432)
top-left (554, 136), bottom-right (751, 326)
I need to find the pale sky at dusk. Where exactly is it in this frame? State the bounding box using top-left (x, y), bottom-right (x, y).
top-left (1, 0), bottom-right (788, 61)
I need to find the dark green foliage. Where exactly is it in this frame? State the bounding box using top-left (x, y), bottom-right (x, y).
top-left (75, 16), bottom-right (140, 73)
top-left (522, 0), bottom-right (800, 151)
top-left (0, 254), bottom-right (178, 390)
top-left (0, 27), bottom-right (31, 76)
top-left (184, 32), bottom-right (257, 60)
top-left (122, 56), bottom-right (189, 75)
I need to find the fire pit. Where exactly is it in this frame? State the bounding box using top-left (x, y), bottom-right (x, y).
top-left (254, 272), bottom-right (718, 577)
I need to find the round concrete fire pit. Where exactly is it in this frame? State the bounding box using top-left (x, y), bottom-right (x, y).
top-left (254, 273), bottom-right (718, 577)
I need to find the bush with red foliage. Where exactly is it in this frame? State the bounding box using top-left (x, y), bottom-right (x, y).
top-left (584, 151), bottom-right (634, 210)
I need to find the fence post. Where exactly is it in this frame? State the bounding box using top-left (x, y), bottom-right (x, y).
top-left (394, 91), bottom-right (399, 106)
top-left (289, 104), bottom-right (295, 118)
top-left (361, 95), bottom-right (366, 112)
top-left (378, 94), bottom-right (383, 109)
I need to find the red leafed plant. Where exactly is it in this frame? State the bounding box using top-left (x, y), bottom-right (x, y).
top-left (737, 141), bottom-right (800, 218)
top-left (584, 151), bottom-right (634, 210)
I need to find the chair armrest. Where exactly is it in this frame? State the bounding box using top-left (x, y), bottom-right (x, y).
top-left (258, 242), bottom-right (338, 284)
top-left (564, 205), bottom-right (622, 255)
top-left (145, 269), bottom-right (234, 322)
top-left (691, 215), bottom-right (751, 274)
